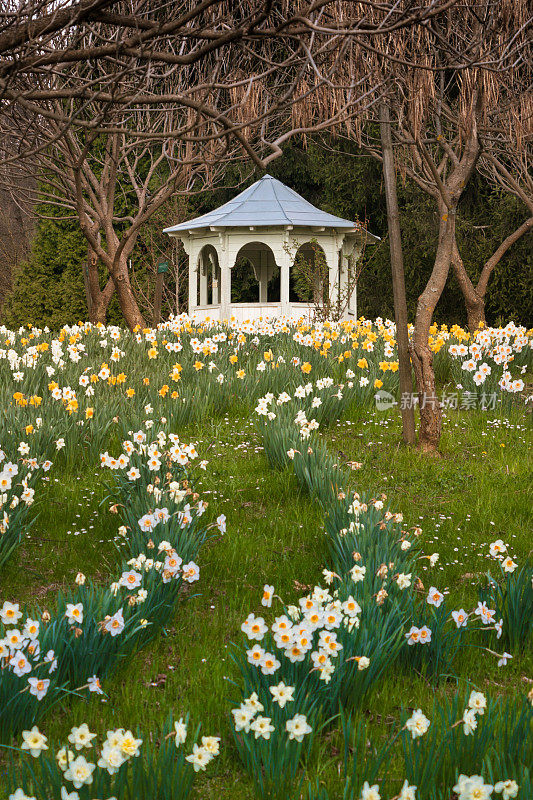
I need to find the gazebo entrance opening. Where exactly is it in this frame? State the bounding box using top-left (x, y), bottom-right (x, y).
top-left (232, 242), bottom-right (280, 304)
top-left (196, 244), bottom-right (221, 307)
top-left (291, 241), bottom-right (329, 305)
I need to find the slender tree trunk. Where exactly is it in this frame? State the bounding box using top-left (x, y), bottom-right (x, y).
top-left (86, 244), bottom-right (114, 324)
top-left (451, 214), bottom-right (533, 333)
top-left (451, 238), bottom-right (486, 333)
top-left (477, 215), bottom-right (533, 295)
top-left (379, 102), bottom-right (416, 445)
top-left (410, 208), bottom-right (456, 453)
top-left (76, 197), bottom-right (145, 330)
top-left (90, 276), bottom-right (114, 325)
top-left (112, 252), bottom-right (145, 330)
top-left (82, 248), bottom-right (93, 318)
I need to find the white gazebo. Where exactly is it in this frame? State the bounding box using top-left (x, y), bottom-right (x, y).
top-left (163, 174), bottom-right (379, 323)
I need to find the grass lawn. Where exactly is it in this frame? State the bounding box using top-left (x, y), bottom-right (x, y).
top-left (1, 402), bottom-right (531, 798)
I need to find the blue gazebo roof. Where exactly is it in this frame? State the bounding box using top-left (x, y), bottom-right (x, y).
top-left (164, 174), bottom-right (375, 234)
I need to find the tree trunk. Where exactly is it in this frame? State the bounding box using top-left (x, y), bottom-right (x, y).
top-left (451, 215), bottom-right (533, 334)
top-left (76, 212), bottom-right (145, 331)
top-left (86, 244), bottom-right (114, 324)
top-left (112, 253), bottom-right (145, 330)
top-left (464, 298), bottom-right (486, 334)
top-left (379, 102), bottom-right (416, 445)
top-left (82, 251), bottom-right (93, 317)
top-left (410, 210), bottom-right (456, 454)
top-left (450, 238), bottom-right (486, 333)
top-left (89, 276), bottom-right (114, 325)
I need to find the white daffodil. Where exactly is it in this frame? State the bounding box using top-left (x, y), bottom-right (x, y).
top-left (21, 727), bottom-right (48, 757)
top-left (63, 755), bottom-right (95, 788)
top-left (468, 691), bottom-right (487, 716)
top-left (97, 743), bottom-right (126, 775)
top-left (250, 716), bottom-right (275, 740)
top-left (9, 790), bottom-right (37, 800)
top-left (285, 713), bottom-right (312, 742)
top-left (360, 781), bottom-right (381, 800)
top-left (231, 707), bottom-right (254, 733)
top-left (241, 613), bottom-right (268, 640)
top-left (104, 608), bottom-right (125, 637)
top-left (68, 724), bottom-right (97, 751)
top-left (200, 736), bottom-right (220, 755)
top-left (494, 779), bottom-right (519, 799)
top-left (0, 601), bottom-right (22, 625)
top-left (398, 779), bottom-right (417, 800)
top-left (453, 775), bottom-right (493, 800)
top-left (270, 681), bottom-right (295, 708)
top-left (185, 744), bottom-right (213, 772)
top-left (56, 747), bottom-right (75, 771)
top-left (28, 677), bottom-right (50, 700)
top-left (462, 708), bottom-right (478, 736)
top-left (405, 710), bottom-right (430, 739)
top-left (174, 718), bottom-right (187, 747)
top-left (65, 603), bottom-right (83, 626)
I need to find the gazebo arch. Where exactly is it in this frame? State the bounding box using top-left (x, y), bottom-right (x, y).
top-left (164, 175), bottom-right (379, 322)
top-left (197, 244), bottom-right (221, 307)
top-left (234, 241), bottom-right (278, 303)
top-left (291, 240), bottom-right (329, 305)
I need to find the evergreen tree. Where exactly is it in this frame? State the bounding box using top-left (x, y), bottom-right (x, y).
top-left (2, 212), bottom-right (122, 330)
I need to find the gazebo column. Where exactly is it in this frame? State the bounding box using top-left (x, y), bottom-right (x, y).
top-left (259, 266), bottom-right (268, 303)
top-left (280, 254), bottom-right (290, 316)
top-left (325, 244), bottom-right (339, 314)
top-left (338, 255), bottom-right (347, 308)
top-left (187, 241), bottom-right (199, 316)
top-left (199, 256), bottom-right (208, 306)
top-left (342, 239), bottom-right (361, 318)
top-left (220, 248), bottom-right (232, 320)
top-left (251, 249), bottom-right (274, 304)
top-left (349, 282), bottom-right (357, 318)
top-left (211, 256), bottom-right (219, 305)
